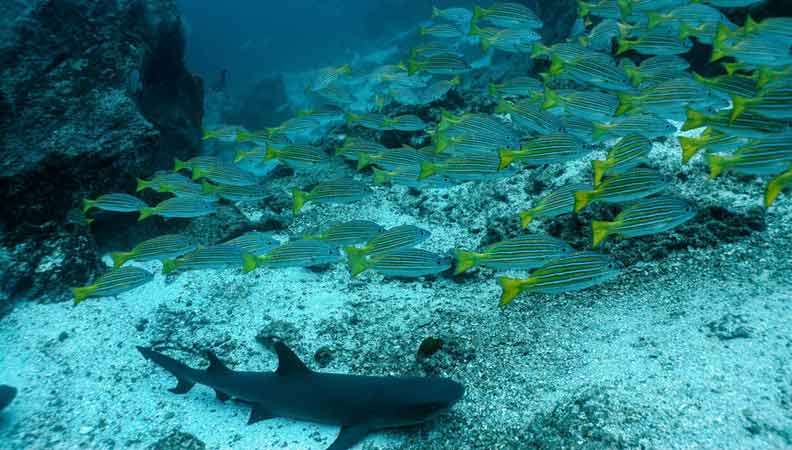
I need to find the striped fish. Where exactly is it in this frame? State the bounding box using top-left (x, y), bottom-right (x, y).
top-left (592, 134), bottom-right (651, 186)
top-left (138, 197), bottom-right (217, 221)
top-left (678, 128), bottom-right (746, 164)
top-left (579, 19), bottom-right (620, 51)
top-left (303, 220), bottom-right (385, 246)
top-left (682, 108), bottom-right (789, 138)
top-left (574, 168), bottom-right (671, 212)
top-left (315, 83), bottom-right (354, 105)
top-left (549, 55), bottom-right (632, 92)
top-left (266, 144), bottom-right (330, 170)
top-left (592, 196), bottom-right (695, 247)
top-left (296, 106), bottom-right (345, 125)
top-left (372, 165), bottom-right (455, 189)
top-left (592, 114), bottom-right (676, 141)
top-left (623, 56), bottom-right (690, 87)
top-left (203, 126), bottom-right (245, 142)
top-left (708, 136), bottom-right (792, 179)
top-left (530, 42), bottom-right (604, 62)
top-left (498, 251), bottom-right (621, 305)
top-left (731, 81), bottom-right (792, 121)
top-left (345, 225), bottom-right (430, 260)
top-left (432, 6), bottom-right (473, 25)
top-left (384, 114), bottom-right (426, 132)
top-left (712, 26), bottom-right (792, 66)
top-left (499, 133), bottom-right (588, 168)
top-left (561, 114), bottom-right (596, 141)
top-left (647, 3), bottom-right (727, 30)
top-left (350, 248), bottom-right (452, 278)
top-left (616, 77), bottom-right (712, 117)
top-left (136, 171), bottom-right (195, 193)
top-left (71, 267), bottom-right (153, 305)
top-left (741, 16), bottom-right (792, 40)
top-left (407, 53), bottom-right (470, 76)
top-left (542, 88), bottom-right (618, 122)
top-left (243, 240), bottom-right (341, 272)
top-left (691, 72), bottom-right (758, 99)
top-left (307, 64), bottom-right (351, 92)
top-left (420, 151), bottom-right (508, 182)
top-left (83, 193), bottom-right (148, 214)
top-left (496, 99), bottom-right (562, 134)
top-left (578, 0), bottom-right (621, 20)
top-left (519, 183), bottom-right (591, 227)
top-left (765, 167), bottom-right (792, 208)
top-left (422, 77), bottom-right (461, 102)
top-left (174, 156), bottom-right (219, 174)
top-left (617, 32), bottom-right (692, 56)
top-left (162, 244), bottom-right (247, 274)
top-left (223, 232), bottom-right (280, 256)
top-left (454, 234), bottom-right (573, 274)
top-left (412, 41), bottom-right (464, 59)
top-left (477, 26), bottom-right (540, 53)
top-left (419, 23), bottom-right (464, 39)
top-left (201, 182), bottom-right (266, 202)
top-left (292, 179), bottom-right (370, 213)
top-left (473, 2), bottom-right (542, 29)
top-left (437, 129), bottom-right (520, 154)
top-left (346, 112), bottom-right (389, 130)
top-left (618, 0), bottom-right (689, 17)
top-left (191, 162), bottom-right (258, 187)
top-left (357, 146), bottom-right (433, 171)
top-left (488, 76), bottom-right (543, 98)
top-left (335, 138), bottom-right (387, 160)
top-left (268, 117), bottom-right (320, 138)
top-left (110, 234), bottom-right (196, 268)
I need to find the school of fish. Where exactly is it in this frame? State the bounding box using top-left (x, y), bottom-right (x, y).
top-left (73, 1), bottom-right (792, 307)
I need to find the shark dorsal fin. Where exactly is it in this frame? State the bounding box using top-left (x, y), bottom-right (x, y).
top-left (206, 351), bottom-right (230, 374)
top-left (274, 341), bottom-right (310, 376)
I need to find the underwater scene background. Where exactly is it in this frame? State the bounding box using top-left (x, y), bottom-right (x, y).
top-left (1, 0), bottom-right (792, 449)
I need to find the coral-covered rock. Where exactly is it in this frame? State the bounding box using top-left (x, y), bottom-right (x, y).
top-left (0, 0), bottom-right (203, 307)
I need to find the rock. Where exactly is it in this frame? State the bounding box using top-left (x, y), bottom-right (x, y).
top-left (0, 0), bottom-right (203, 308)
top-left (523, 386), bottom-right (644, 449)
top-left (146, 430), bottom-right (206, 450)
top-left (704, 313), bottom-right (753, 341)
top-left (519, 0), bottom-right (578, 44)
top-left (255, 319), bottom-right (302, 351)
top-left (313, 345), bottom-right (334, 368)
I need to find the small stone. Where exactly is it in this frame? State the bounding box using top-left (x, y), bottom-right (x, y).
top-left (313, 346), bottom-right (334, 368)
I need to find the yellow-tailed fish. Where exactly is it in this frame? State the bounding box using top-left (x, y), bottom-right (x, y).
top-left (765, 167), bottom-right (792, 208)
top-left (350, 248), bottom-right (452, 278)
top-left (591, 196), bottom-right (695, 247)
top-left (574, 168), bottom-right (671, 212)
top-left (499, 132), bottom-right (588, 169)
top-left (243, 240), bottom-right (341, 272)
top-left (138, 197), bottom-right (217, 221)
top-left (303, 220), bottom-right (385, 246)
top-left (83, 193), bottom-right (148, 214)
top-left (292, 179), bottom-right (370, 213)
top-left (223, 232), bottom-right (281, 256)
top-left (71, 267), bottom-right (153, 305)
top-left (519, 183), bottom-right (591, 227)
top-left (454, 234), bottom-right (573, 274)
top-left (162, 244), bottom-right (247, 274)
top-left (592, 134), bottom-right (651, 186)
top-left (201, 182), bottom-right (266, 202)
top-left (707, 136), bottom-right (792, 179)
top-left (111, 234), bottom-right (196, 268)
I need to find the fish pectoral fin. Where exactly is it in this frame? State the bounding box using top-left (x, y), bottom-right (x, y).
top-left (327, 424), bottom-right (371, 450)
top-left (247, 405), bottom-right (276, 425)
top-left (214, 389), bottom-right (230, 402)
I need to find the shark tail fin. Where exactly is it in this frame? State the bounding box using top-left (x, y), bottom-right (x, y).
top-left (136, 346), bottom-right (196, 394)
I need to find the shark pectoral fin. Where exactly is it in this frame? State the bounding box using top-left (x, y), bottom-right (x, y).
top-left (215, 389), bottom-right (230, 402)
top-left (327, 424), bottom-right (370, 450)
top-left (247, 405), bottom-right (276, 425)
top-left (274, 341), bottom-right (311, 376)
top-left (168, 379), bottom-right (196, 395)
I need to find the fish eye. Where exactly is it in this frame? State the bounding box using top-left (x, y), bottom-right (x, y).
top-left (607, 263), bottom-right (614, 269)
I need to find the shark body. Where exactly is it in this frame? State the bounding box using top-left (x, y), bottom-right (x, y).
top-left (0, 385), bottom-right (16, 412)
top-left (138, 342), bottom-right (463, 450)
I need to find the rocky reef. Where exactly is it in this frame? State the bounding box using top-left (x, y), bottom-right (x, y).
top-left (0, 0), bottom-right (203, 311)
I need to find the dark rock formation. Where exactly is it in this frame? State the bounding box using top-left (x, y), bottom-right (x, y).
top-left (520, 0), bottom-right (578, 44)
top-left (0, 0), bottom-right (203, 308)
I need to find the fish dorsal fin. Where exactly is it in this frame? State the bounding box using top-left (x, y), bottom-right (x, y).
top-left (206, 351), bottom-right (230, 374)
top-left (274, 341), bottom-right (310, 377)
top-left (327, 424), bottom-right (370, 450)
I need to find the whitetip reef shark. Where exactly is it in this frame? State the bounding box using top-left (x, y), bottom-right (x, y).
top-left (138, 341), bottom-right (463, 450)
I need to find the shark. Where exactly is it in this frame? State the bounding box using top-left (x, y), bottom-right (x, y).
top-left (138, 341), bottom-right (464, 450)
top-left (0, 385), bottom-right (16, 412)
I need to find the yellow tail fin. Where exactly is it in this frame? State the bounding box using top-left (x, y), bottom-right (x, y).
top-left (264, 144), bottom-right (279, 161)
top-left (519, 209), bottom-right (535, 228)
top-left (136, 178), bottom-right (151, 192)
top-left (678, 136), bottom-right (702, 164)
top-left (480, 37), bottom-right (492, 52)
top-left (137, 207), bottom-right (156, 222)
top-left (744, 15), bottom-right (759, 34)
top-left (542, 87), bottom-right (559, 110)
top-left (681, 109), bottom-right (705, 131)
top-left (592, 159), bottom-right (610, 186)
top-left (407, 59), bottom-right (421, 76)
top-left (615, 93), bottom-right (634, 116)
top-left (707, 154), bottom-right (729, 180)
top-left (71, 285), bottom-right (97, 305)
top-left (709, 39), bottom-right (727, 62)
top-left (356, 153), bottom-right (373, 171)
top-left (372, 167), bottom-right (390, 186)
top-left (234, 148), bottom-right (249, 163)
top-left (472, 5), bottom-right (485, 22)
top-left (345, 247), bottom-right (371, 277)
top-left (616, 0), bottom-right (631, 17)
top-left (82, 198), bottom-right (95, 213)
top-left (242, 253), bottom-right (259, 273)
top-left (548, 55), bottom-right (565, 76)
top-left (161, 259), bottom-right (179, 274)
top-left (191, 167), bottom-right (206, 181)
top-left (591, 122), bottom-right (610, 141)
top-left (574, 190), bottom-right (594, 212)
top-left (616, 38), bottom-right (633, 55)
top-left (577, 1), bottom-right (592, 18)
top-left (530, 42), bottom-right (550, 59)
top-left (110, 251), bottom-right (132, 268)
top-left (432, 6), bottom-right (441, 17)
top-left (729, 96), bottom-right (750, 122)
top-left (453, 250), bottom-right (480, 275)
top-left (435, 132), bottom-right (451, 152)
top-left (498, 277), bottom-right (530, 306)
top-left (292, 188), bottom-right (308, 214)
top-left (591, 220), bottom-right (613, 248)
top-left (498, 150), bottom-right (520, 170)
top-left (173, 158), bottom-right (188, 172)
top-left (764, 172), bottom-right (790, 208)
top-left (418, 161), bottom-right (437, 180)
top-left (646, 12), bottom-right (664, 30)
